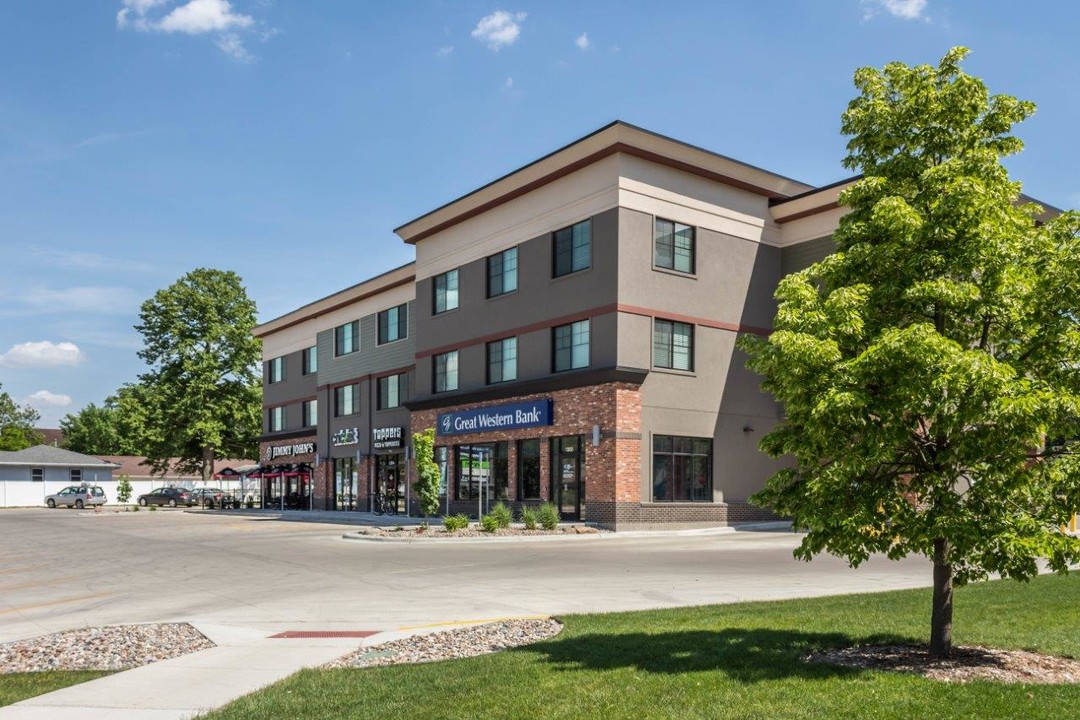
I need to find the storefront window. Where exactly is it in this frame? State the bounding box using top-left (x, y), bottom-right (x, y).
top-left (652, 435), bottom-right (712, 502)
top-left (334, 457), bottom-right (357, 511)
top-left (517, 439), bottom-right (541, 499)
top-left (456, 443), bottom-right (508, 501)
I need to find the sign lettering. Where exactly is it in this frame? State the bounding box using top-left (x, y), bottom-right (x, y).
top-left (437, 400), bottom-right (554, 437)
top-left (266, 441), bottom-right (316, 461)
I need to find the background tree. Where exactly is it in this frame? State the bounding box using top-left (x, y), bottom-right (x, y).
top-left (132, 268), bottom-right (262, 482)
top-left (412, 428), bottom-right (441, 519)
top-left (60, 400), bottom-right (140, 455)
top-left (741, 47), bottom-right (1080, 657)
top-left (0, 384), bottom-right (43, 451)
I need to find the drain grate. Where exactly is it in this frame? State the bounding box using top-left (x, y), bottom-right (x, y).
top-left (269, 630), bottom-right (379, 639)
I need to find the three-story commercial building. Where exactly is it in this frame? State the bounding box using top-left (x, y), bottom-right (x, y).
top-left (255, 121), bottom-right (859, 529)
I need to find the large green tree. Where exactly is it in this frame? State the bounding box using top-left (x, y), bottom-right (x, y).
top-left (0, 383), bottom-right (43, 451)
top-left (130, 268), bottom-right (262, 482)
top-left (741, 48), bottom-right (1080, 657)
top-left (60, 399), bottom-right (140, 455)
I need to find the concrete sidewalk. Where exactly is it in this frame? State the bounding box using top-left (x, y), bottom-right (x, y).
top-left (0, 619), bottom-right (486, 720)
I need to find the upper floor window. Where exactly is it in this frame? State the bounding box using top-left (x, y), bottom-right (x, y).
top-left (433, 350), bottom-right (459, 393)
top-left (302, 399), bottom-right (318, 427)
top-left (654, 219), bottom-right (695, 274)
top-left (378, 373), bottom-right (408, 410)
top-left (553, 320), bottom-right (590, 372)
top-left (433, 269), bottom-right (459, 314)
top-left (487, 248), bottom-right (518, 298)
top-left (653, 319), bottom-right (694, 371)
top-left (334, 384), bottom-right (359, 417)
top-left (378, 304), bottom-right (408, 344)
top-left (553, 219), bottom-right (591, 278)
top-left (302, 346), bottom-right (318, 375)
top-left (335, 321), bottom-right (359, 357)
top-left (487, 337), bottom-right (517, 384)
top-left (269, 406), bottom-right (286, 432)
top-left (268, 356), bottom-right (285, 383)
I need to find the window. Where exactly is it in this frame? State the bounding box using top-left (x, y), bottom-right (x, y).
top-left (486, 337), bottom-right (517, 384)
top-left (335, 321), bottom-right (359, 356)
top-left (652, 435), bottom-right (713, 502)
top-left (433, 269), bottom-right (459, 314)
top-left (269, 406), bottom-right (286, 432)
top-left (553, 219), bottom-right (591, 277)
top-left (553, 320), bottom-right (590, 372)
top-left (70, 468), bottom-right (82, 483)
top-left (517, 439), bottom-right (541, 500)
top-left (334, 384), bottom-right (359, 416)
top-left (653, 320), bottom-right (694, 371)
top-left (378, 373), bottom-right (407, 410)
top-left (487, 248), bottom-right (518, 298)
top-left (268, 356), bottom-right (285, 384)
top-left (302, 399), bottom-right (318, 427)
top-left (433, 351), bottom-right (458, 393)
top-left (456, 442), bottom-right (509, 501)
top-left (32, 468), bottom-right (43, 482)
top-left (654, 219), bottom-right (695, 274)
top-left (302, 346), bottom-right (317, 375)
top-left (378, 304), bottom-right (408, 344)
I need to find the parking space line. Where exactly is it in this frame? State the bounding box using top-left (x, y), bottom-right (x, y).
top-left (0, 591), bottom-right (113, 615)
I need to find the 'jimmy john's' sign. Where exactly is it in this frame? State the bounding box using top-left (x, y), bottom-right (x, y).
top-left (266, 441), bottom-right (316, 461)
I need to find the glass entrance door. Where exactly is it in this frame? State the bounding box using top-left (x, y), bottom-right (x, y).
top-left (552, 436), bottom-right (583, 520)
top-left (377, 454), bottom-right (405, 514)
top-left (334, 458), bottom-right (357, 511)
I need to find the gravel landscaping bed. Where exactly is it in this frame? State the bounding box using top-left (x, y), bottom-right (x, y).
top-left (351, 525), bottom-right (604, 539)
top-left (0, 623), bottom-right (214, 674)
top-left (326, 619), bottom-right (563, 669)
top-left (808, 644), bottom-right (1080, 684)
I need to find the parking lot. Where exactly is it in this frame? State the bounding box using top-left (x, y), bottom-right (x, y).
top-left (0, 508), bottom-right (934, 644)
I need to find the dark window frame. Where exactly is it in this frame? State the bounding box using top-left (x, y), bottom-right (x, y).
top-left (267, 356), bottom-right (285, 384)
top-left (486, 247), bottom-right (519, 298)
top-left (486, 336), bottom-right (517, 385)
top-left (302, 346), bottom-right (318, 375)
top-left (378, 304), bottom-right (409, 345)
top-left (31, 468), bottom-right (43, 482)
top-left (552, 219), bottom-right (592, 278)
top-left (653, 319), bottom-right (695, 371)
top-left (433, 350), bottom-right (459, 394)
top-left (651, 435), bottom-right (713, 503)
top-left (335, 321), bottom-right (359, 357)
top-left (654, 218), bottom-right (696, 274)
top-left (302, 399), bottom-right (317, 428)
top-left (334, 383), bottom-right (360, 417)
top-left (269, 405), bottom-right (286, 432)
top-left (455, 442), bottom-right (509, 501)
top-left (377, 373), bottom-right (408, 410)
top-left (517, 439), bottom-right (542, 500)
top-left (433, 269), bottom-right (459, 315)
top-left (552, 319), bottom-right (590, 373)
top-left (70, 468), bottom-right (82, 483)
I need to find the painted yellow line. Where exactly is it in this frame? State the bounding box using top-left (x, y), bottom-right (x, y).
top-left (0, 592), bottom-right (113, 616)
top-left (397, 615), bottom-right (549, 631)
top-left (0, 563), bottom-right (47, 577)
top-left (0, 575), bottom-right (83, 593)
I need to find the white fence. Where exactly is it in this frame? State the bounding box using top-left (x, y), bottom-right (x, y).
top-left (0, 478), bottom-right (253, 508)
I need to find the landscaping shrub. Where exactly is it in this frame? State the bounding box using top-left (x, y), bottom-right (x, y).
top-left (538, 503), bottom-right (559, 530)
top-left (490, 502), bottom-right (512, 529)
top-left (480, 514), bottom-right (500, 533)
top-left (519, 506), bottom-right (538, 530)
top-left (443, 514), bottom-right (469, 532)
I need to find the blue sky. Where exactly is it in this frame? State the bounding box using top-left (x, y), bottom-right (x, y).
top-left (1, 0), bottom-right (1077, 426)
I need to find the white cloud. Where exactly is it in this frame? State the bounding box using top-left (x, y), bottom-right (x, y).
top-left (862, 0), bottom-right (928, 21)
top-left (116, 0), bottom-right (264, 60)
top-left (1, 286), bottom-right (140, 317)
top-left (157, 0), bottom-right (253, 34)
top-left (471, 10), bottom-right (526, 51)
top-left (0, 342), bottom-right (85, 369)
top-left (575, 32), bottom-right (590, 50)
top-left (25, 390), bottom-right (74, 408)
top-left (436, 45), bottom-right (454, 58)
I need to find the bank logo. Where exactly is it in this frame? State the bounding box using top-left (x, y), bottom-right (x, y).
top-left (440, 415), bottom-right (452, 434)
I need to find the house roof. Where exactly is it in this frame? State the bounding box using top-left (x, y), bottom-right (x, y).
top-left (394, 120), bottom-right (815, 245)
top-left (95, 456), bottom-right (258, 479)
top-left (35, 428), bottom-right (64, 446)
top-left (0, 445), bottom-right (119, 468)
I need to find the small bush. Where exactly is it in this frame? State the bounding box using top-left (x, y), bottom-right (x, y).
top-left (443, 514), bottom-right (469, 532)
top-left (538, 503), bottom-right (559, 531)
top-left (149, 505), bottom-right (157, 512)
top-left (132, 506), bottom-right (139, 512)
top-left (519, 507), bottom-right (538, 530)
top-left (490, 502), bottom-right (512, 529)
top-left (480, 514), bottom-right (500, 533)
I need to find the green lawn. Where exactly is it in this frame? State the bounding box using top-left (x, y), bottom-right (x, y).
top-left (205, 574), bottom-right (1080, 719)
top-left (0, 670), bottom-right (113, 707)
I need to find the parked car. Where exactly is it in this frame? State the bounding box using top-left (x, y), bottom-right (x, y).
top-left (45, 485), bottom-right (107, 509)
top-left (189, 487), bottom-right (233, 508)
top-left (136, 487), bottom-right (194, 507)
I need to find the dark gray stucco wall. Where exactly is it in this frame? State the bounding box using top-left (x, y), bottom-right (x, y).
top-left (780, 235), bottom-right (835, 276)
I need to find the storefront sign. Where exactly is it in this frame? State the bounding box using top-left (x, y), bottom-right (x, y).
top-left (437, 399), bottom-right (554, 437)
top-left (372, 426), bottom-right (404, 450)
top-left (266, 441), bottom-right (316, 461)
top-left (332, 427), bottom-right (360, 447)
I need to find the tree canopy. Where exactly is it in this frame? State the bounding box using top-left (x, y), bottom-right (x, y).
top-left (60, 399), bottom-right (140, 455)
top-left (741, 47), bottom-right (1080, 656)
top-left (129, 268), bottom-right (262, 481)
top-left (0, 384), bottom-right (42, 451)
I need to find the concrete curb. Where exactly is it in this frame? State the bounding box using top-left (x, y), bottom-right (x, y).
top-left (338, 525), bottom-right (769, 544)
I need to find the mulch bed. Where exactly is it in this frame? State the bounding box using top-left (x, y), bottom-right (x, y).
top-left (808, 644), bottom-right (1080, 684)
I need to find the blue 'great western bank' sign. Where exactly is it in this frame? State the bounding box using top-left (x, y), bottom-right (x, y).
top-left (437, 399), bottom-right (554, 437)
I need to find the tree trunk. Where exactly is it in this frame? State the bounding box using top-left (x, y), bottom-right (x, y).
top-left (930, 537), bottom-right (953, 657)
top-left (201, 446), bottom-right (214, 485)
